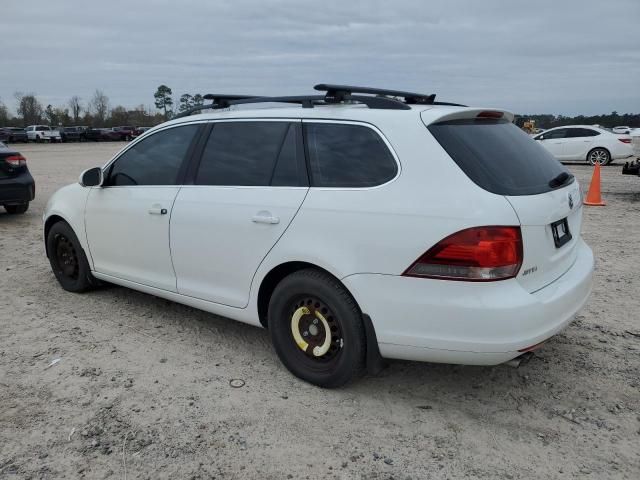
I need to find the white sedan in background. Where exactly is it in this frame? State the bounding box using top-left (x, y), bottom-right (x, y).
top-left (533, 125), bottom-right (633, 165)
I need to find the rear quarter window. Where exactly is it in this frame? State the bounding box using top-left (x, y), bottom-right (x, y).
top-left (428, 119), bottom-right (570, 196)
top-left (304, 123), bottom-right (397, 188)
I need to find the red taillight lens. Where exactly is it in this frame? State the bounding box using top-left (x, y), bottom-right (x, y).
top-left (619, 138), bottom-right (631, 144)
top-left (403, 226), bottom-right (523, 281)
top-left (5, 154), bottom-right (26, 167)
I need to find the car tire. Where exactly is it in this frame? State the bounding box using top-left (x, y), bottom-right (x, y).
top-left (4, 203), bottom-right (29, 214)
top-left (46, 221), bottom-right (96, 293)
top-left (587, 148), bottom-right (611, 166)
top-left (268, 269), bottom-right (366, 388)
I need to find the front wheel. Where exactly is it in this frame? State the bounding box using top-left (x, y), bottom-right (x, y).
top-left (4, 203), bottom-right (29, 214)
top-left (268, 269), bottom-right (366, 388)
top-left (587, 148), bottom-right (611, 166)
top-left (46, 221), bottom-right (96, 292)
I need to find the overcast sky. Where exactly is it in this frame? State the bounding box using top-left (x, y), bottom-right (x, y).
top-left (2, 0), bottom-right (639, 116)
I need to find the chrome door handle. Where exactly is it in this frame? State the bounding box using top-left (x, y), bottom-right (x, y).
top-left (252, 212), bottom-right (280, 224)
top-left (148, 207), bottom-right (167, 215)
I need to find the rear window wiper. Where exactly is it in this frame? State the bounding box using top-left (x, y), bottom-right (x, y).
top-left (548, 171), bottom-right (574, 189)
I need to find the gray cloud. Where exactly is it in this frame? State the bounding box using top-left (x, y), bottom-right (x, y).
top-left (2, 0), bottom-right (639, 115)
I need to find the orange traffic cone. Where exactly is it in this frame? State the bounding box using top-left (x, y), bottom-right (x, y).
top-left (583, 163), bottom-right (606, 206)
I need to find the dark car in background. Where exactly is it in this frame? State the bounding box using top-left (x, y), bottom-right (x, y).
top-left (60, 126), bottom-right (87, 142)
top-left (131, 126), bottom-right (151, 138)
top-left (0, 127), bottom-right (28, 143)
top-left (111, 126), bottom-right (136, 141)
top-left (85, 128), bottom-right (121, 141)
top-left (0, 142), bottom-right (35, 214)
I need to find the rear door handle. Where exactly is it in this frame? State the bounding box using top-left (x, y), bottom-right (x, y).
top-left (148, 206), bottom-right (167, 215)
top-left (252, 211), bottom-right (280, 224)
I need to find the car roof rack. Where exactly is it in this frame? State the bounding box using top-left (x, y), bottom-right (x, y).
top-left (314, 83), bottom-right (435, 104)
top-left (174, 84), bottom-right (466, 118)
top-left (202, 94), bottom-right (259, 105)
top-left (174, 94), bottom-right (259, 118)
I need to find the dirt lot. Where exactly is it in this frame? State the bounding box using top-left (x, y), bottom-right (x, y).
top-left (1, 142), bottom-right (639, 479)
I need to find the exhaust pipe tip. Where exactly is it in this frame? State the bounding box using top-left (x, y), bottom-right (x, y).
top-left (505, 351), bottom-right (535, 368)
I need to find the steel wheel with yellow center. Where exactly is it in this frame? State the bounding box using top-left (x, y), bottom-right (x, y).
top-left (289, 297), bottom-right (343, 364)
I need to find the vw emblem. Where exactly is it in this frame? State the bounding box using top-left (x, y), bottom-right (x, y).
top-left (568, 193), bottom-right (574, 209)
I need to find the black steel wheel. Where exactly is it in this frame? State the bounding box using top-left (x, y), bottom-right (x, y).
top-left (268, 269), bottom-right (366, 388)
top-left (46, 221), bottom-right (96, 292)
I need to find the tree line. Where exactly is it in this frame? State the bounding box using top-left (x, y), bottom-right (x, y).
top-left (1, 85), bottom-right (638, 129)
top-left (0, 85), bottom-right (206, 129)
top-left (515, 112), bottom-right (639, 129)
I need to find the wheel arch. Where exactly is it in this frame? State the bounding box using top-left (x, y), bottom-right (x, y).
top-left (257, 261), bottom-right (345, 328)
top-left (44, 214), bottom-right (70, 258)
top-left (256, 260), bottom-right (386, 375)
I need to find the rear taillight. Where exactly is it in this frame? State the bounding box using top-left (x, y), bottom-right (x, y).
top-left (5, 154), bottom-right (26, 167)
top-left (403, 226), bottom-right (523, 281)
top-left (619, 138), bottom-right (631, 144)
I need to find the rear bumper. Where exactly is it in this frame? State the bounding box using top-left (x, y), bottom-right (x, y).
top-left (343, 238), bottom-right (594, 365)
top-left (0, 171), bottom-right (35, 204)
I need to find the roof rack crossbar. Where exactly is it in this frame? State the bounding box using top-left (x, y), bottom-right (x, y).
top-left (314, 83), bottom-right (436, 105)
top-left (223, 94), bottom-right (410, 110)
top-left (202, 94), bottom-right (259, 107)
top-left (174, 83), bottom-right (463, 118)
top-left (174, 94), bottom-right (259, 118)
top-left (176, 93), bottom-right (411, 117)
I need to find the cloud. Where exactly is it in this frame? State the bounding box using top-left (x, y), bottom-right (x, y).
top-left (2, 0), bottom-right (639, 115)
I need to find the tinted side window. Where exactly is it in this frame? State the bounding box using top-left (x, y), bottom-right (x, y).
top-left (196, 121), bottom-right (305, 186)
top-left (304, 123), bottom-right (397, 188)
top-left (566, 128), bottom-right (599, 138)
top-left (106, 124), bottom-right (199, 186)
top-left (544, 129), bottom-right (568, 139)
top-left (580, 128), bottom-right (599, 137)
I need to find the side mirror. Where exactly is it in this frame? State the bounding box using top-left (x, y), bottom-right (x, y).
top-left (79, 167), bottom-right (103, 187)
top-left (536, 135), bottom-right (544, 141)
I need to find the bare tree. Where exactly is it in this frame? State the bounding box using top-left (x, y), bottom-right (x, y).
top-left (89, 89), bottom-right (109, 126)
top-left (109, 105), bottom-right (129, 126)
top-left (0, 98), bottom-right (9, 125)
top-left (14, 92), bottom-right (44, 126)
top-left (68, 96), bottom-right (82, 123)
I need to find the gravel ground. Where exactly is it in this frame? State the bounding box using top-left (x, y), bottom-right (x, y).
top-left (1, 142), bottom-right (639, 480)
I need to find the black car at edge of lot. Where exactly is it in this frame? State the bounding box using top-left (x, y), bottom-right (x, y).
top-left (0, 141), bottom-right (35, 214)
top-left (0, 127), bottom-right (29, 143)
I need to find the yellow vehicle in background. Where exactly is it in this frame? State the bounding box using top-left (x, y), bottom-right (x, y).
top-left (515, 117), bottom-right (537, 134)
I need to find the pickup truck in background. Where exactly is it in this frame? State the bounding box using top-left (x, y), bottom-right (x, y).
top-left (25, 125), bottom-right (62, 143)
top-left (60, 126), bottom-right (88, 142)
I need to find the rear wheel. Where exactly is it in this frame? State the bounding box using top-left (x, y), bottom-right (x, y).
top-left (268, 269), bottom-right (366, 388)
top-left (4, 203), bottom-right (29, 214)
top-left (587, 148), bottom-right (611, 166)
top-left (46, 221), bottom-right (96, 292)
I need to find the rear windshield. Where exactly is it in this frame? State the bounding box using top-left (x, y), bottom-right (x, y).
top-left (428, 119), bottom-right (571, 196)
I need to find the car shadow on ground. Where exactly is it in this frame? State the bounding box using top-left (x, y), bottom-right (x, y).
top-left (84, 281), bottom-right (577, 405)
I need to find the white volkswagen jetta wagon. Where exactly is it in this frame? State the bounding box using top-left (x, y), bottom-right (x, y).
top-left (44, 84), bottom-right (594, 387)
